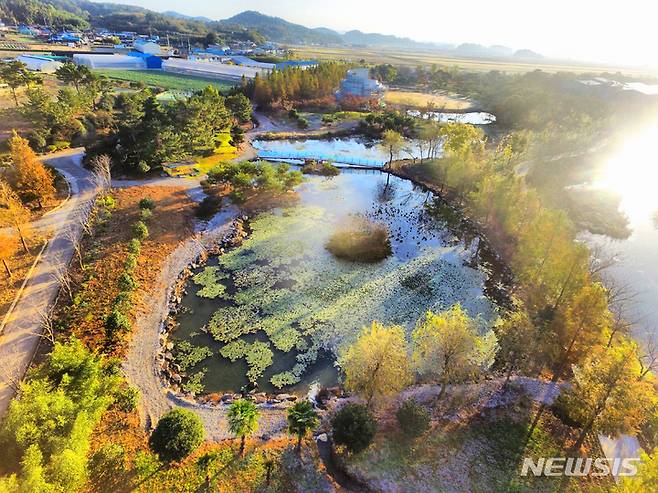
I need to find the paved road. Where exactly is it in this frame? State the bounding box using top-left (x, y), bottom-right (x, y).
top-left (0, 149), bottom-right (97, 418)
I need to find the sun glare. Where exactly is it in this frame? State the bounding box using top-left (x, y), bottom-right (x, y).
top-left (599, 125), bottom-right (658, 222)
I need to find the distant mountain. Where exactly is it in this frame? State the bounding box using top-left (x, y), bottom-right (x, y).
top-left (162, 11), bottom-right (214, 24)
top-left (221, 11), bottom-right (342, 45)
top-left (514, 49), bottom-right (544, 59)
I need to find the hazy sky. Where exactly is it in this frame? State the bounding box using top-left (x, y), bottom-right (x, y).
top-left (95, 0), bottom-right (656, 66)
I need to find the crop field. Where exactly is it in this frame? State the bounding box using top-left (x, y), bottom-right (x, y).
top-left (290, 45), bottom-right (658, 77)
top-left (384, 90), bottom-right (472, 109)
top-left (93, 69), bottom-right (236, 92)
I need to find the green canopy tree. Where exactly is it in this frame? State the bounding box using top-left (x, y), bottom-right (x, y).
top-left (227, 399), bottom-right (259, 457)
top-left (287, 400), bottom-right (319, 456)
top-left (55, 61), bottom-right (94, 95)
top-left (0, 60), bottom-right (41, 106)
top-left (340, 321), bottom-right (413, 407)
top-left (149, 408), bottom-right (205, 463)
top-left (556, 340), bottom-right (657, 452)
top-left (412, 304), bottom-right (498, 400)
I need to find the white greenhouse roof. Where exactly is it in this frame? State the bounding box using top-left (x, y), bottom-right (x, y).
top-left (162, 58), bottom-right (269, 81)
top-left (16, 55), bottom-right (63, 73)
top-left (73, 54), bottom-right (147, 70)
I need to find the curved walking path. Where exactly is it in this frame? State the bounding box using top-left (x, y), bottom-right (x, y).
top-left (0, 149), bottom-right (97, 418)
top-left (123, 208), bottom-right (290, 441)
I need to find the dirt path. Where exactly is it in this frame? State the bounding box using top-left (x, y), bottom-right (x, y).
top-left (0, 150), bottom-right (97, 418)
top-left (123, 207), bottom-right (289, 441)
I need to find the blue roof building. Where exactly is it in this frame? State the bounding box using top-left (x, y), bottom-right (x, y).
top-left (126, 51), bottom-right (162, 69)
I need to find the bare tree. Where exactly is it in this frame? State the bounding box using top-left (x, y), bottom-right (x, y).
top-left (90, 154), bottom-right (113, 192)
top-left (35, 305), bottom-right (57, 345)
top-left (50, 258), bottom-right (74, 302)
top-left (638, 334), bottom-right (658, 380)
top-left (64, 227), bottom-right (85, 270)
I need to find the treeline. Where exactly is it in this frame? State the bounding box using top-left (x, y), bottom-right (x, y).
top-left (0, 338), bottom-right (137, 492)
top-left (380, 66), bottom-right (609, 153)
top-left (394, 122), bottom-right (658, 452)
top-left (85, 86), bottom-right (251, 174)
top-left (242, 62), bottom-right (349, 109)
top-left (0, 0), bottom-right (89, 30)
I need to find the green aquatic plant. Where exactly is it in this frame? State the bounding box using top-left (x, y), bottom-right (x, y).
top-left (173, 341), bottom-right (213, 372)
top-left (208, 305), bottom-right (258, 343)
top-left (271, 371), bottom-right (300, 389)
top-left (245, 341), bottom-right (274, 382)
top-left (220, 339), bottom-right (249, 362)
top-left (193, 266), bottom-right (230, 299)
top-left (182, 369), bottom-right (207, 396)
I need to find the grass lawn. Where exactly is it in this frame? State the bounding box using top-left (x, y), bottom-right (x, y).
top-left (163, 133), bottom-right (237, 178)
top-left (93, 69), bottom-right (236, 92)
top-left (385, 90), bottom-right (473, 110)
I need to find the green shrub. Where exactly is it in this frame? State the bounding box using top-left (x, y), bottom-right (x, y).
top-left (139, 209), bottom-right (152, 221)
top-left (114, 386), bottom-right (140, 413)
top-left (195, 195), bottom-right (222, 220)
top-left (149, 408), bottom-right (204, 462)
top-left (128, 239), bottom-right (141, 255)
top-left (331, 403), bottom-right (377, 454)
top-left (105, 309), bottom-right (131, 337)
top-left (113, 291), bottom-right (132, 310)
top-left (297, 117), bottom-right (309, 129)
top-left (99, 195), bottom-right (116, 210)
top-left (139, 198), bottom-right (156, 210)
top-left (396, 398), bottom-right (430, 438)
top-left (132, 221), bottom-right (149, 240)
top-left (117, 272), bottom-right (137, 292)
top-left (124, 254), bottom-right (138, 271)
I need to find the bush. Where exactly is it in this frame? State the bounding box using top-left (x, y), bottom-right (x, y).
top-left (113, 385), bottom-right (140, 413)
top-left (139, 198), bottom-right (156, 210)
top-left (99, 195), bottom-right (116, 210)
top-left (196, 195), bottom-right (222, 220)
top-left (105, 309), bottom-right (131, 337)
top-left (132, 221), bottom-right (149, 240)
top-left (117, 272), bottom-right (137, 292)
top-left (128, 238), bottom-right (141, 255)
top-left (113, 291), bottom-right (132, 310)
top-left (149, 408), bottom-right (204, 462)
top-left (326, 217), bottom-right (392, 263)
top-left (124, 254), bottom-right (138, 271)
top-left (396, 399), bottom-right (430, 438)
top-left (331, 403), bottom-right (377, 454)
top-left (302, 161), bottom-right (340, 176)
top-left (297, 117), bottom-right (309, 129)
top-left (140, 209), bottom-right (153, 221)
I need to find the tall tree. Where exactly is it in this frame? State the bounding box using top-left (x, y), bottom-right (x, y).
top-left (0, 231), bottom-right (19, 279)
top-left (287, 400), bottom-right (319, 456)
top-left (380, 129), bottom-right (406, 166)
top-left (412, 305), bottom-right (498, 400)
top-left (227, 399), bottom-right (259, 457)
top-left (0, 61), bottom-right (41, 107)
top-left (339, 321), bottom-right (413, 407)
top-left (9, 132), bottom-right (56, 208)
top-left (0, 179), bottom-right (31, 253)
top-left (55, 61), bottom-right (93, 95)
top-left (556, 340), bottom-right (657, 451)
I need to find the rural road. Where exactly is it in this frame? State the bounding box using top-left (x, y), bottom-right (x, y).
top-left (0, 149), bottom-right (97, 419)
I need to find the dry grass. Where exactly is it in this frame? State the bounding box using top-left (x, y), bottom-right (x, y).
top-left (290, 45), bottom-right (658, 77)
top-left (58, 185), bottom-right (195, 355)
top-left (326, 217), bottom-right (392, 263)
top-left (384, 90), bottom-right (472, 110)
top-left (0, 236), bottom-right (45, 322)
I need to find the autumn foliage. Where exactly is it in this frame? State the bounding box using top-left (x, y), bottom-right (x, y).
top-left (8, 131), bottom-right (55, 207)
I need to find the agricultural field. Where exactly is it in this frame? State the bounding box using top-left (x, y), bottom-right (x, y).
top-left (93, 69), bottom-right (236, 92)
top-left (290, 45), bottom-right (658, 77)
top-left (384, 90), bottom-right (473, 110)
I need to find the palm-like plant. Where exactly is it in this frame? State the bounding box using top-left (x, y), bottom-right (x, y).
top-left (227, 399), bottom-right (259, 457)
top-left (287, 400), bottom-right (319, 456)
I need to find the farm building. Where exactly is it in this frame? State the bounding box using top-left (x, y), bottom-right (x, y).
top-left (134, 39), bottom-right (161, 55)
top-left (162, 58), bottom-right (270, 81)
top-left (73, 53), bottom-right (148, 70)
top-left (230, 55), bottom-right (276, 70)
top-left (336, 68), bottom-right (386, 101)
top-left (16, 54), bottom-right (63, 73)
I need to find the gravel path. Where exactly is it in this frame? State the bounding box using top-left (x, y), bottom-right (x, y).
top-left (123, 207), bottom-right (289, 441)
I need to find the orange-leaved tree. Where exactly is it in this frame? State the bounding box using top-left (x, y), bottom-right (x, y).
top-left (0, 179), bottom-right (32, 253)
top-left (0, 230), bottom-right (19, 279)
top-left (9, 131), bottom-right (56, 208)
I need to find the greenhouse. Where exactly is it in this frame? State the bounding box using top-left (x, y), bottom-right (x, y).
top-left (16, 55), bottom-right (63, 73)
top-left (162, 58), bottom-right (269, 81)
top-left (73, 53), bottom-right (148, 70)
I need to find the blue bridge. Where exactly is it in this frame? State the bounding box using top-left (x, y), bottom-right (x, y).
top-left (256, 149), bottom-right (386, 168)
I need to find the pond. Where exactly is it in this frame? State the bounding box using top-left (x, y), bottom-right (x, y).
top-left (407, 110), bottom-right (496, 125)
top-left (252, 138), bottom-right (424, 167)
top-left (171, 168), bottom-right (502, 396)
